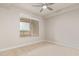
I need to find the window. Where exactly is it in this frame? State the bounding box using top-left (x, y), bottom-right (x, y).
top-left (20, 22), bottom-right (30, 31)
top-left (20, 18), bottom-right (39, 37)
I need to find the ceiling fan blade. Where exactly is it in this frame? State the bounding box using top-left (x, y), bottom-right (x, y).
top-left (45, 3), bottom-right (54, 6)
top-left (40, 8), bottom-right (43, 12)
top-left (47, 7), bottom-right (53, 11)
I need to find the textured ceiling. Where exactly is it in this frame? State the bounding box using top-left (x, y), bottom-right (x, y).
top-left (12, 3), bottom-right (74, 16)
top-left (0, 3), bottom-right (76, 18)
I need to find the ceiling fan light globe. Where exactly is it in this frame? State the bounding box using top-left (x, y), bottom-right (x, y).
top-left (42, 5), bottom-right (47, 9)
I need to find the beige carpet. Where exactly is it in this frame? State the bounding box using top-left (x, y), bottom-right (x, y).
top-left (0, 42), bottom-right (79, 56)
top-left (20, 44), bottom-right (79, 56)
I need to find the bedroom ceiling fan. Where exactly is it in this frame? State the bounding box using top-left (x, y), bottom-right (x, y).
top-left (32, 3), bottom-right (54, 12)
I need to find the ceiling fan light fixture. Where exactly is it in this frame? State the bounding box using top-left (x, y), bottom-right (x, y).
top-left (42, 5), bottom-right (47, 9)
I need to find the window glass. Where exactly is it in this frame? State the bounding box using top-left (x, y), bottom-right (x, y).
top-left (20, 22), bottom-right (30, 31)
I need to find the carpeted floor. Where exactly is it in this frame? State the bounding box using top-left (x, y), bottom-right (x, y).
top-left (0, 42), bottom-right (79, 56)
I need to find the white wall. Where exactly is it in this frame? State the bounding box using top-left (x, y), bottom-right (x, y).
top-left (0, 6), bottom-right (45, 50)
top-left (46, 8), bottom-right (79, 48)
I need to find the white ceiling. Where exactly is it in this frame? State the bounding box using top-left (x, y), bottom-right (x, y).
top-left (0, 3), bottom-right (76, 18)
top-left (12, 3), bottom-right (74, 15)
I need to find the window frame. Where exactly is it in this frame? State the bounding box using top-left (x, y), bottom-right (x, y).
top-left (20, 18), bottom-right (39, 37)
top-left (20, 18), bottom-right (31, 37)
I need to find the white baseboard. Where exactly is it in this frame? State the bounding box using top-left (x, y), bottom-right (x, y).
top-left (0, 40), bottom-right (44, 52)
top-left (46, 40), bottom-right (55, 44)
top-left (48, 41), bottom-right (79, 49)
top-left (47, 40), bottom-right (70, 47)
